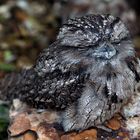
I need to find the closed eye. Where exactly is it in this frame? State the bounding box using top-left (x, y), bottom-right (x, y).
top-left (111, 39), bottom-right (120, 44)
top-left (111, 36), bottom-right (129, 45)
top-left (77, 47), bottom-right (87, 51)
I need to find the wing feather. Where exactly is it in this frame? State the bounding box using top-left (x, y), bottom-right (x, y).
top-left (20, 43), bottom-right (89, 109)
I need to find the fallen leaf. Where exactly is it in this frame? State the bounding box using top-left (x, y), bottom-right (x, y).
top-left (9, 113), bottom-right (31, 136)
top-left (106, 118), bottom-right (121, 130)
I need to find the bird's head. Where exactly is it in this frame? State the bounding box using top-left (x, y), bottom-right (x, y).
top-left (57, 14), bottom-right (135, 61)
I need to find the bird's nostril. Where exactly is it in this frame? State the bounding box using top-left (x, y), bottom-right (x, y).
top-left (101, 45), bottom-right (116, 53)
top-left (95, 45), bottom-right (116, 59)
top-left (104, 45), bottom-right (113, 52)
top-left (105, 47), bottom-right (116, 59)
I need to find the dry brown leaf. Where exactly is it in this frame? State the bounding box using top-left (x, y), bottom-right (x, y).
top-left (106, 118), bottom-right (121, 130)
top-left (23, 131), bottom-right (37, 140)
top-left (37, 124), bottom-right (60, 140)
top-left (118, 132), bottom-right (129, 138)
top-left (9, 113), bottom-right (31, 136)
top-left (61, 133), bottom-right (77, 140)
top-left (61, 129), bottom-right (97, 140)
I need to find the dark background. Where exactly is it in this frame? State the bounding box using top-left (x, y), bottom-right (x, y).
top-left (0, 0), bottom-right (140, 139)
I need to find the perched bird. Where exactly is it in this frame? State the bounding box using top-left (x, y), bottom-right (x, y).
top-left (0, 14), bottom-right (140, 132)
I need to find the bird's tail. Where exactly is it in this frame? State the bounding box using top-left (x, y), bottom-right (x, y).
top-left (0, 69), bottom-right (32, 102)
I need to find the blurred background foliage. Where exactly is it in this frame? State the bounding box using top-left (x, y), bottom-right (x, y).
top-left (0, 0), bottom-right (140, 139)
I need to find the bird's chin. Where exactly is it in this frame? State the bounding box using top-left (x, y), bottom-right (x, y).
top-left (94, 48), bottom-right (117, 60)
top-left (94, 54), bottom-right (117, 61)
top-left (95, 56), bottom-right (114, 63)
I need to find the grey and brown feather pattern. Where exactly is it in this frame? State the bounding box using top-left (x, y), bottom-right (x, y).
top-left (0, 14), bottom-right (140, 132)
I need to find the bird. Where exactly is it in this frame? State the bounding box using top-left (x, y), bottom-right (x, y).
top-left (0, 14), bottom-right (140, 132)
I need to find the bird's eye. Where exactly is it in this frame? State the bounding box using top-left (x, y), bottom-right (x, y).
top-left (111, 36), bottom-right (129, 45)
top-left (86, 45), bottom-right (94, 47)
top-left (77, 45), bottom-right (95, 51)
top-left (110, 30), bottom-right (129, 45)
top-left (77, 47), bottom-right (86, 51)
top-left (111, 39), bottom-right (120, 44)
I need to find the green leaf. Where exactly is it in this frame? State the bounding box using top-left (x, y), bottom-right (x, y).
top-left (0, 62), bottom-right (16, 72)
top-left (0, 105), bottom-right (9, 140)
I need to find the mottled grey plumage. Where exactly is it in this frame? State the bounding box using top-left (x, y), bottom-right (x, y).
top-left (0, 14), bottom-right (140, 132)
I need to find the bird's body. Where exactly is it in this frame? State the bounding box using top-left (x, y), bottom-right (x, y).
top-left (0, 14), bottom-right (140, 132)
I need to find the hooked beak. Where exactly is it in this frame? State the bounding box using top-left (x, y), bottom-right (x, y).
top-left (94, 44), bottom-right (116, 59)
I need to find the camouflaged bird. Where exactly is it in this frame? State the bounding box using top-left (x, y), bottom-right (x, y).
top-left (0, 14), bottom-right (140, 132)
